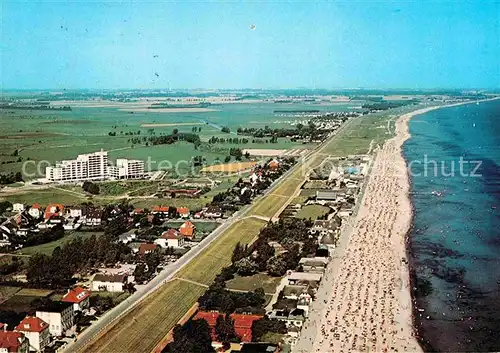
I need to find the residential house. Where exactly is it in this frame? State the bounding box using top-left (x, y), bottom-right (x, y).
top-left (268, 159), bottom-right (280, 170)
top-left (155, 229), bottom-right (184, 248)
top-left (138, 243), bottom-right (158, 256)
top-left (15, 316), bottom-right (50, 352)
top-left (44, 204), bottom-right (64, 221)
top-left (12, 203), bottom-right (24, 213)
top-left (179, 221), bottom-right (195, 239)
top-left (268, 308), bottom-right (306, 329)
top-left (151, 206), bottom-right (169, 216)
top-left (309, 219), bottom-right (340, 237)
top-left (35, 301), bottom-right (74, 337)
top-left (91, 274), bottom-right (127, 293)
top-left (28, 204), bottom-right (42, 219)
top-left (118, 230), bottom-right (137, 244)
top-left (203, 207), bottom-right (222, 218)
top-left (62, 287), bottom-right (90, 312)
top-left (0, 331), bottom-right (29, 353)
top-left (298, 257), bottom-right (329, 273)
top-left (0, 228), bottom-right (11, 247)
top-left (192, 311), bottom-right (263, 343)
top-left (65, 208), bottom-right (82, 218)
top-left (82, 207), bottom-right (103, 226)
top-left (176, 207), bottom-right (190, 218)
top-left (287, 272), bottom-right (322, 286)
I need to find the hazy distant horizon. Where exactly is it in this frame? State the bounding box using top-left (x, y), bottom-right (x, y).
top-left (2, 1), bottom-right (499, 90)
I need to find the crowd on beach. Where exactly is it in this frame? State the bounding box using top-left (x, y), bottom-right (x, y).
top-left (298, 112), bottom-right (425, 353)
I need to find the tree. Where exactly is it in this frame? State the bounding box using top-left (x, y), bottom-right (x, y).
top-left (251, 316), bottom-right (287, 342)
top-left (231, 242), bottom-right (247, 263)
top-left (133, 263), bottom-right (148, 283)
top-left (234, 257), bottom-right (259, 276)
top-left (166, 319), bottom-right (215, 353)
top-left (82, 181), bottom-right (100, 195)
top-left (215, 315), bottom-right (238, 343)
top-left (266, 255), bottom-right (289, 276)
top-left (221, 126), bottom-right (230, 133)
top-left (173, 128), bottom-right (179, 135)
top-left (224, 156), bottom-right (231, 163)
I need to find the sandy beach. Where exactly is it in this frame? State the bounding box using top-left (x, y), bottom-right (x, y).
top-left (295, 106), bottom-right (445, 353)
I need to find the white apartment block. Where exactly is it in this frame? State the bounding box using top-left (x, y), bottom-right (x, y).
top-left (108, 159), bottom-right (145, 179)
top-left (46, 150), bottom-right (145, 182)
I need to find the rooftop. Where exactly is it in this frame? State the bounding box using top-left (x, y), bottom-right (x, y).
top-left (62, 287), bottom-right (90, 304)
top-left (36, 301), bottom-right (73, 313)
top-left (15, 316), bottom-right (49, 333)
top-left (93, 273), bottom-right (127, 283)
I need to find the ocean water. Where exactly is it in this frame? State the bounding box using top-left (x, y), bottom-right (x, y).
top-left (403, 100), bottom-right (500, 352)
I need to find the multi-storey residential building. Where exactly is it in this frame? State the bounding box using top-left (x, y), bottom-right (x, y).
top-left (46, 150), bottom-right (145, 182)
top-left (108, 159), bottom-right (145, 179)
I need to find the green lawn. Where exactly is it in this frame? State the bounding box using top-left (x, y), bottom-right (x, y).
top-left (225, 273), bottom-right (282, 294)
top-left (295, 205), bottom-right (330, 220)
top-left (17, 231), bottom-right (104, 256)
top-left (176, 217), bottom-right (266, 285)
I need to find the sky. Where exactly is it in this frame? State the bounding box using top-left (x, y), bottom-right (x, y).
top-left (1, 1), bottom-right (499, 90)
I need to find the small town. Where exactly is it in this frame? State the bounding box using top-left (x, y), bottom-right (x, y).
top-left (0, 140), bottom-right (371, 353)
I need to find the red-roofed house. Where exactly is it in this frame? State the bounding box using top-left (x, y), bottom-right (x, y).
top-left (176, 207), bottom-right (190, 218)
top-left (151, 206), bottom-right (169, 215)
top-left (268, 159), bottom-right (280, 170)
top-left (193, 311), bottom-right (263, 343)
top-left (138, 243), bottom-right (158, 256)
top-left (15, 316), bottom-right (50, 352)
top-left (179, 221), bottom-right (196, 239)
top-left (44, 204), bottom-right (64, 221)
top-left (0, 331), bottom-right (29, 353)
top-left (231, 313), bottom-right (262, 343)
top-left (62, 287), bottom-right (91, 312)
top-left (154, 229), bottom-right (184, 248)
top-left (28, 204), bottom-right (42, 219)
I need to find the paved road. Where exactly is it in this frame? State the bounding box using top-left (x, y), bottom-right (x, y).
top-left (64, 116), bottom-right (358, 353)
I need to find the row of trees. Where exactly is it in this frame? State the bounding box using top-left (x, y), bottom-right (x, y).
top-left (208, 136), bottom-right (250, 144)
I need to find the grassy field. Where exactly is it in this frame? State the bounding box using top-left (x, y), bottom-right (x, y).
top-left (176, 217), bottom-right (266, 285)
top-left (295, 205), bottom-right (330, 220)
top-left (85, 279), bottom-right (205, 353)
top-left (1, 102), bottom-right (344, 177)
top-left (252, 194), bottom-right (289, 218)
top-left (1, 187), bottom-right (88, 206)
top-left (225, 273), bottom-right (282, 294)
top-left (200, 161), bottom-right (257, 173)
top-left (17, 231), bottom-right (104, 256)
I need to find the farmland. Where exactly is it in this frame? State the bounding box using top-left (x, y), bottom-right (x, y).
top-left (0, 101), bottom-right (351, 178)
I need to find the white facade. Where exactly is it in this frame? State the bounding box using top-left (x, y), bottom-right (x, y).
top-left (91, 274), bottom-right (126, 292)
top-left (46, 150), bottom-right (145, 182)
top-left (35, 305), bottom-right (74, 337)
top-left (28, 208), bottom-right (42, 219)
top-left (17, 327), bottom-right (50, 352)
top-left (13, 203), bottom-right (25, 212)
top-left (46, 150), bottom-right (108, 182)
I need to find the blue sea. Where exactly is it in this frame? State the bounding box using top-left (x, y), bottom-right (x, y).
top-left (403, 99), bottom-right (500, 352)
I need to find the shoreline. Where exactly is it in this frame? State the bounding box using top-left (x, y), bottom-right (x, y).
top-left (297, 100), bottom-right (499, 353)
